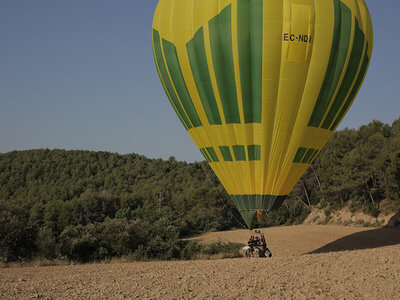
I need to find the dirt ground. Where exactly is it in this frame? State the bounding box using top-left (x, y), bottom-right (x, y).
top-left (1, 225), bottom-right (400, 299)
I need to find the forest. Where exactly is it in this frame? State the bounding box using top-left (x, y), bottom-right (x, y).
top-left (1, 118), bottom-right (399, 262)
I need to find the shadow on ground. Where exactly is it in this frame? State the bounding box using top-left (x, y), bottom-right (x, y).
top-left (387, 211), bottom-right (400, 228)
top-left (307, 226), bottom-right (400, 255)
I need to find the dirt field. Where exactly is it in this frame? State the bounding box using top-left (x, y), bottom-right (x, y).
top-left (1, 225), bottom-right (400, 299)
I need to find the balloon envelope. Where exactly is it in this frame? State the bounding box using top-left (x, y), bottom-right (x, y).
top-left (152, 0), bottom-right (373, 228)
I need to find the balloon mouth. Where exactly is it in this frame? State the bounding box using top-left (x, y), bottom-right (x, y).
top-left (232, 195), bottom-right (287, 229)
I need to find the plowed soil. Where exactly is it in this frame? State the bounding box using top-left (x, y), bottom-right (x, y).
top-left (1, 225), bottom-right (400, 299)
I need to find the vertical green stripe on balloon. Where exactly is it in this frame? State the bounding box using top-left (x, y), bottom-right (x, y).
top-left (187, 28), bottom-right (222, 125)
top-left (308, 0), bottom-right (352, 128)
top-left (152, 29), bottom-right (192, 130)
top-left (306, 149), bottom-right (319, 163)
top-left (153, 42), bottom-right (191, 131)
top-left (233, 145), bottom-right (246, 161)
top-left (200, 148), bottom-right (212, 162)
top-left (219, 146), bottom-right (233, 161)
top-left (199, 149), bottom-right (209, 162)
top-left (293, 147), bottom-right (307, 163)
top-left (247, 145), bottom-right (261, 161)
top-left (153, 37), bottom-right (189, 131)
top-left (330, 45), bottom-right (370, 131)
top-left (206, 147), bottom-right (219, 162)
top-left (154, 60), bottom-right (189, 131)
top-left (322, 18), bottom-right (365, 129)
top-left (237, 0), bottom-right (263, 124)
top-left (304, 149), bottom-right (318, 164)
top-left (301, 149), bottom-right (315, 163)
top-left (162, 38), bottom-right (202, 128)
top-left (305, 149), bottom-right (315, 164)
top-left (293, 148), bottom-right (320, 164)
top-left (209, 4), bottom-right (241, 124)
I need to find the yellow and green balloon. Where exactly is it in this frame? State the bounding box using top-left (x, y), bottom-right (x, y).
top-left (152, 0), bottom-right (373, 228)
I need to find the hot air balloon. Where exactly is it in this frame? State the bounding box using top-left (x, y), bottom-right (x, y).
top-left (152, 0), bottom-right (373, 228)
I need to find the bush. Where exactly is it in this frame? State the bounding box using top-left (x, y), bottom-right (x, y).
top-left (363, 203), bottom-right (380, 218)
top-left (58, 225), bottom-right (96, 262)
top-left (58, 219), bottom-right (150, 262)
top-left (200, 240), bottom-right (243, 257)
top-left (36, 228), bottom-right (56, 259)
top-left (132, 245), bottom-right (147, 261)
top-left (324, 206), bottom-right (333, 216)
top-left (180, 240), bottom-right (200, 260)
top-left (0, 207), bottom-right (37, 262)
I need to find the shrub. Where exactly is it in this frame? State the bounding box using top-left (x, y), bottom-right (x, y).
top-left (363, 203), bottom-right (380, 218)
top-left (36, 228), bottom-right (56, 259)
top-left (0, 209), bottom-right (37, 262)
top-left (324, 206), bottom-right (332, 216)
top-left (200, 240), bottom-right (243, 257)
top-left (132, 245), bottom-right (147, 261)
top-left (180, 240), bottom-right (200, 260)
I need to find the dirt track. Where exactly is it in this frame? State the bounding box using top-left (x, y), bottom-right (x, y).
top-left (1, 225), bottom-right (400, 299)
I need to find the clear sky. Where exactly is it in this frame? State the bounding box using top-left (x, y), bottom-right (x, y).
top-left (0, 0), bottom-right (399, 162)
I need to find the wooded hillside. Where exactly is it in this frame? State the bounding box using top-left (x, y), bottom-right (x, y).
top-left (1, 118), bottom-right (399, 262)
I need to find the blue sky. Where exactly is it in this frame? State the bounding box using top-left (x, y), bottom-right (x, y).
top-left (0, 0), bottom-right (399, 162)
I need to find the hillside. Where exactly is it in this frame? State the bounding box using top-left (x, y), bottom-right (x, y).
top-left (0, 118), bottom-right (400, 262)
top-left (1, 225), bottom-right (400, 299)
